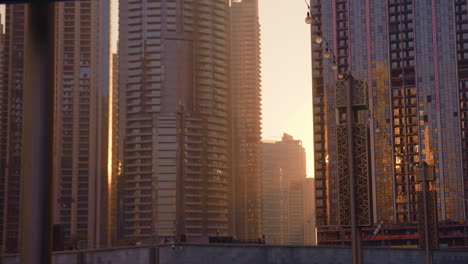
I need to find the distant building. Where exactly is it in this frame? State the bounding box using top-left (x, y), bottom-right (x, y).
top-left (262, 134), bottom-right (307, 245)
top-left (118, 0), bottom-right (232, 243)
top-left (303, 177), bottom-right (316, 246)
top-left (230, 0), bottom-right (263, 241)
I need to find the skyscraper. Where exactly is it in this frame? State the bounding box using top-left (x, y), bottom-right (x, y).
top-left (311, 0), bottom-right (468, 247)
top-left (230, 0), bottom-right (263, 241)
top-left (118, 0), bottom-right (231, 243)
top-left (0, 1), bottom-right (111, 251)
top-left (0, 5), bottom-right (25, 253)
top-left (0, 14), bottom-right (5, 252)
top-left (262, 134), bottom-right (307, 245)
top-left (53, 0), bottom-right (111, 249)
top-left (110, 52), bottom-right (120, 246)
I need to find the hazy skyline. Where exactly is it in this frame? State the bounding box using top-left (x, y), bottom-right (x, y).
top-left (102, 0), bottom-right (313, 177)
top-left (259, 0), bottom-right (313, 177)
top-left (112, 0), bottom-right (313, 176)
top-left (3, 0), bottom-right (314, 177)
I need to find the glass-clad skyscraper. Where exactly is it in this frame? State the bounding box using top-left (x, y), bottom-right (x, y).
top-left (312, 0), bottom-right (468, 247)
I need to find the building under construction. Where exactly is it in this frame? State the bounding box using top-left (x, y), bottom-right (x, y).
top-left (311, 0), bottom-right (468, 248)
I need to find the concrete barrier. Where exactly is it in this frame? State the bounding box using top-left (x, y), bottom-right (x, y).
top-left (433, 249), bottom-right (468, 264)
top-left (85, 247), bottom-right (151, 264)
top-left (2, 244), bottom-right (468, 264)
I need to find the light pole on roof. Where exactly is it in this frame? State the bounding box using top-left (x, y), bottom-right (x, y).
top-left (305, 2), bottom-right (363, 264)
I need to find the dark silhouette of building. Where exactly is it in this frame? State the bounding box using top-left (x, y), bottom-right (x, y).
top-left (0, 5), bottom-right (25, 253)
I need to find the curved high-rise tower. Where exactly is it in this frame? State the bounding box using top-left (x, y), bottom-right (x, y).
top-left (119, 0), bottom-right (231, 243)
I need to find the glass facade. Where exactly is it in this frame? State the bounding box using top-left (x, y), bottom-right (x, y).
top-left (312, 0), bottom-right (468, 246)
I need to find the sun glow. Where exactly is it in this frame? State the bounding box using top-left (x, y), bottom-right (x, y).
top-left (284, 102), bottom-right (314, 177)
top-left (259, 0), bottom-right (313, 178)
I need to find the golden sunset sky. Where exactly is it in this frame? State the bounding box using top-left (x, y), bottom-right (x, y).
top-left (112, 0), bottom-right (314, 177)
top-left (258, 0), bottom-right (313, 177)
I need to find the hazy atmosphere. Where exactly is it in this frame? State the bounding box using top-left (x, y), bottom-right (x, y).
top-left (2, 0), bottom-right (314, 176)
top-left (110, 0), bottom-right (314, 177)
top-left (4, 0), bottom-right (468, 263)
top-left (259, 0), bottom-right (313, 177)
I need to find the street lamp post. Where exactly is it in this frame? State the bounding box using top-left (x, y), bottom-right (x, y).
top-left (344, 77), bottom-right (362, 264)
top-left (337, 75), bottom-right (367, 264)
top-left (305, 5), bottom-right (365, 263)
top-left (416, 162), bottom-right (437, 264)
top-left (421, 166), bottom-right (431, 264)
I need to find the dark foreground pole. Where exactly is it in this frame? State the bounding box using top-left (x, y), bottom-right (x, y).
top-left (346, 77), bottom-right (361, 264)
top-left (20, 2), bottom-right (56, 264)
top-left (421, 164), bottom-right (432, 264)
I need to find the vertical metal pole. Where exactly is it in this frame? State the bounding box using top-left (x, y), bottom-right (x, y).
top-left (422, 164), bottom-right (432, 264)
top-left (346, 77), bottom-right (361, 264)
top-left (357, 228), bottom-right (362, 263)
top-left (20, 2), bottom-right (56, 264)
top-left (176, 109), bottom-right (185, 243)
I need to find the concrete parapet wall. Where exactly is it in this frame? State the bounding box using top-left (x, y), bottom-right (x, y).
top-left (2, 244), bottom-right (468, 264)
top-left (433, 249), bottom-right (468, 264)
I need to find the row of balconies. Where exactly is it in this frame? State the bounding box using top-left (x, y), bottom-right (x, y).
top-left (123, 207), bottom-right (152, 214)
top-left (393, 128), bottom-right (418, 136)
top-left (124, 194), bottom-right (152, 200)
top-left (123, 224), bottom-right (152, 231)
top-left (124, 185), bottom-right (152, 192)
top-left (392, 108), bottom-right (417, 117)
top-left (124, 201), bottom-right (152, 207)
